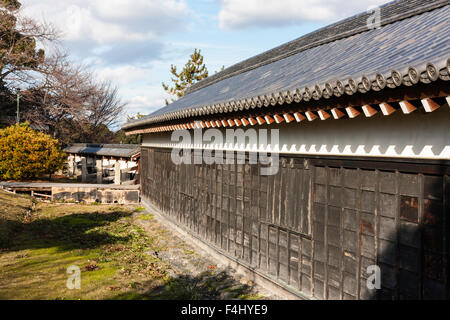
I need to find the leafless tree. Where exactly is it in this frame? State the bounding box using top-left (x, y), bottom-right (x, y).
top-left (0, 4), bottom-right (60, 88)
top-left (19, 51), bottom-right (125, 143)
top-left (1, 1), bottom-right (126, 144)
top-left (86, 81), bottom-right (125, 128)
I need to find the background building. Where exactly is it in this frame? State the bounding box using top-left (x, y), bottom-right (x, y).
top-left (64, 143), bottom-right (140, 185)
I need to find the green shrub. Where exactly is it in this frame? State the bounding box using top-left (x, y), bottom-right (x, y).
top-left (0, 123), bottom-right (66, 180)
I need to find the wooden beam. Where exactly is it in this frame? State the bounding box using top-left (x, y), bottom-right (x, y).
top-left (345, 106), bottom-right (360, 118)
top-left (361, 104), bottom-right (378, 117)
top-left (379, 102), bottom-right (396, 116)
top-left (421, 98), bottom-right (440, 112)
top-left (317, 109), bottom-right (331, 120)
top-left (399, 100), bottom-right (417, 114)
top-left (305, 111), bottom-right (318, 121)
top-left (264, 115), bottom-right (275, 125)
top-left (283, 113), bottom-right (295, 123)
top-left (241, 118), bottom-right (250, 126)
top-left (331, 108), bottom-right (345, 119)
top-left (293, 112), bottom-right (306, 122)
top-left (256, 116), bottom-right (265, 125)
top-left (273, 114), bottom-right (285, 123)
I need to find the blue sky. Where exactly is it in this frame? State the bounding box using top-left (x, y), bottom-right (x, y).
top-left (21, 0), bottom-right (390, 128)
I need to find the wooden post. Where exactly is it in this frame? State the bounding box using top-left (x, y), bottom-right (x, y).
top-left (114, 161), bottom-right (121, 185)
top-left (96, 158), bottom-right (103, 184)
top-left (81, 157), bottom-right (87, 182)
top-left (74, 156), bottom-right (82, 177)
top-left (68, 155), bottom-right (74, 177)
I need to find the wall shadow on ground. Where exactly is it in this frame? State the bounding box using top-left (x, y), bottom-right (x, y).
top-left (0, 210), bottom-right (132, 252)
top-left (111, 269), bottom-right (256, 300)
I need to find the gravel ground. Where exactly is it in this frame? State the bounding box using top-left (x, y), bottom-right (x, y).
top-left (133, 210), bottom-right (280, 300)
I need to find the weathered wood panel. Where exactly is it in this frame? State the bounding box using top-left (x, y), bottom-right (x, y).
top-left (141, 147), bottom-right (449, 300)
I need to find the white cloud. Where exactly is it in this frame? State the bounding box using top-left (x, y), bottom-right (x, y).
top-left (218, 0), bottom-right (391, 30)
top-left (20, 0), bottom-right (189, 64)
top-left (22, 0), bottom-right (189, 44)
top-left (95, 65), bottom-right (150, 86)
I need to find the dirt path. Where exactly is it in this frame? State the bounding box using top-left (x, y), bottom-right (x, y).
top-left (132, 210), bottom-right (279, 300)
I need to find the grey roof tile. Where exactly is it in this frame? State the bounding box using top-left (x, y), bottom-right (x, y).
top-left (64, 144), bottom-right (140, 158)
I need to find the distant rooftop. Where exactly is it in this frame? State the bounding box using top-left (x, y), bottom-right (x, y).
top-left (64, 144), bottom-right (140, 158)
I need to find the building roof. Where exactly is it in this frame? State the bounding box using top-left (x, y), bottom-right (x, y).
top-left (123, 0), bottom-right (450, 131)
top-left (64, 144), bottom-right (140, 158)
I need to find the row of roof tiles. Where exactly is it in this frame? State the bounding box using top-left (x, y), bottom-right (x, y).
top-left (124, 59), bottom-right (449, 129)
top-left (125, 97), bottom-right (450, 135)
top-left (123, 3), bottom-right (449, 131)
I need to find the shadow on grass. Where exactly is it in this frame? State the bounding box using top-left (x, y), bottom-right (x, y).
top-left (112, 269), bottom-right (255, 300)
top-left (0, 210), bottom-right (133, 252)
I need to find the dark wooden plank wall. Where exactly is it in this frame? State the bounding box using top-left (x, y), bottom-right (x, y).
top-left (140, 147), bottom-right (449, 300)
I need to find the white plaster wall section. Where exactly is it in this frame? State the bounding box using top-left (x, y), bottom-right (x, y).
top-left (70, 157), bottom-right (137, 170)
top-left (142, 106), bottom-right (450, 160)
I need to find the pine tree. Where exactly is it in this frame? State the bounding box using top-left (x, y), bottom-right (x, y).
top-left (162, 49), bottom-right (208, 105)
top-left (0, 0), bottom-right (45, 84)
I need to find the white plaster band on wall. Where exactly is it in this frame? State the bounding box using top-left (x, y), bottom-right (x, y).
top-left (141, 107), bottom-right (450, 160)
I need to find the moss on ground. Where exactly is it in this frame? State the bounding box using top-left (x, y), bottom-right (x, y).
top-left (0, 190), bottom-right (169, 299)
top-left (0, 190), bottom-right (265, 300)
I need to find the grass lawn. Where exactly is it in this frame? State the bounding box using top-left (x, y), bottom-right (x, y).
top-left (0, 190), bottom-right (264, 300)
top-left (0, 190), bottom-right (170, 300)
